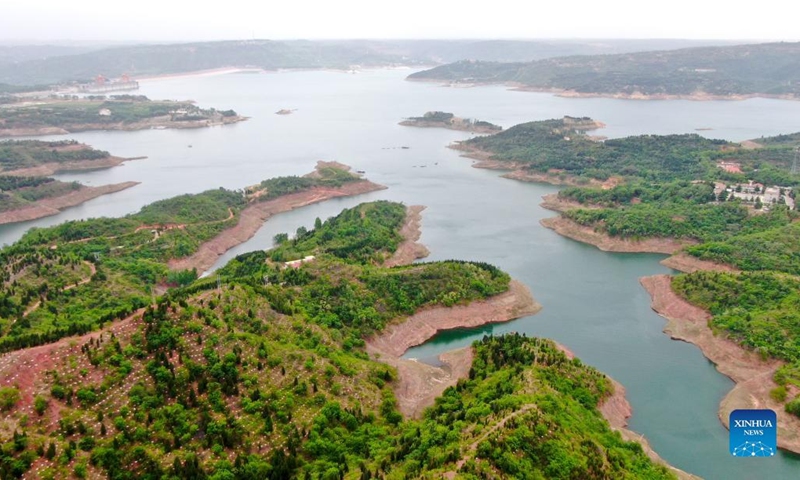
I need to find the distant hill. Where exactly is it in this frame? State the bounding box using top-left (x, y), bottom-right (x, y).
top-left (0, 38), bottom-right (737, 86)
top-left (409, 42), bottom-right (800, 99)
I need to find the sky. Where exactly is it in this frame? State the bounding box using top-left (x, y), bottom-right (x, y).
top-left (0, 0), bottom-right (798, 43)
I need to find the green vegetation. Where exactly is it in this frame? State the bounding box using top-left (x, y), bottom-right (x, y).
top-left (0, 184), bottom-right (673, 478)
top-left (0, 140), bottom-right (111, 173)
top-left (685, 221), bottom-right (800, 274)
top-left (0, 175), bottom-right (82, 212)
top-left (267, 201), bottom-right (406, 263)
top-left (0, 165), bottom-right (365, 352)
top-left (410, 41), bottom-right (800, 98)
top-left (462, 118), bottom-right (732, 182)
top-left (474, 116), bottom-right (800, 423)
top-left (0, 293), bottom-right (672, 478)
top-left (391, 334), bottom-right (673, 479)
top-left (247, 167), bottom-right (361, 201)
top-left (219, 201), bottom-right (509, 342)
top-left (0, 97), bottom-right (238, 134)
top-left (403, 111), bottom-right (502, 132)
top-left (0, 39), bottom-right (724, 86)
top-left (672, 271), bottom-right (800, 417)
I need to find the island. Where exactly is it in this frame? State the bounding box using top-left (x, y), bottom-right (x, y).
top-left (453, 116), bottom-right (800, 452)
top-left (399, 111), bottom-right (502, 133)
top-left (0, 140), bottom-right (144, 224)
top-left (0, 95), bottom-right (246, 137)
top-left (409, 41), bottom-right (800, 100)
top-left (0, 182), bottom-right (681, 478)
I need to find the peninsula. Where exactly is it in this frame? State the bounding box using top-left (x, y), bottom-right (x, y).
top-left (0, 140), bottom-right (144, 224)
top-left (409, 41), bottom-right (800, 101)
top-left (0, 95), bottom-right (245, 137)
top-left (0, 191), bottom-right (677, 478)
top-left (453, 115), bottom-right (800, 453)
top-left (399, 111), bottom-right (502, 134)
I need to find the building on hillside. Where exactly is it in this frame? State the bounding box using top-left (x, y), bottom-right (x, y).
top-left (283, 256), bottom-right (316, 269)
top-left (715, 181), bottom-right (794, 210)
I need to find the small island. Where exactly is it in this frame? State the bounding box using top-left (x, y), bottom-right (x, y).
top-left (0, 140), bottom-right (144, 224)
top-left (0, 95), bottom-right (246, 137)
top-left (275, 108), bottom-right (295, 115)
top-left (399, 111), bottom-right (502, 133)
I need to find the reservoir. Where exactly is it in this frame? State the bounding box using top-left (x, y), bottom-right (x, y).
top-left (1, 68), bottom-right (799, 478)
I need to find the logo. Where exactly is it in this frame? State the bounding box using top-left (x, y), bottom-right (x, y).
top-left (729, 409), bottom-right (777, 457)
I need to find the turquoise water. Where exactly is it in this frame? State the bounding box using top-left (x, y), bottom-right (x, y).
top-left (1, 68), bottom-right (799, 478)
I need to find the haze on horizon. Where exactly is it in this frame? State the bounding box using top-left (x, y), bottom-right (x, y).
top-left (1, 0), bottom-right (797, 44)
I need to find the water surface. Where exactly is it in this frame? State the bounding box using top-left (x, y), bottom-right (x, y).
top-left (1, 68), bottom-right (799, 478)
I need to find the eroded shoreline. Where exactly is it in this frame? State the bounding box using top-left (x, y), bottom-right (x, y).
top-left (384, 205), bottom-right (430, 267)
top-left (1, 156), bottom-right (146, 177)
top-left (540, 216), bottom-right (692, 254)
top-left (0, 116), bottom-right (246, 138)
top-left (641, 275), bottom-right (800, 454)
top-left (366, 279), bottom-right (541, 418)
top-left (169, 179), bottom-right (387, 274)
top-left (0, 181), bottom-right (140, 225)
top-left (406, 77), bottom-right (799, 102)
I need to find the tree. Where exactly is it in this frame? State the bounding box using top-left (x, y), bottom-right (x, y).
top-left (755, 197), bottom-right (763, 209)
top-left (0, 386), bottom-right (20, 411)
top-left (314, 217), bottom-right (323, 229)
top-left (45, 442), bottom-right (56, 460)
top-left (273, 233), bottom-right (289, 245)
top-left (34, 395), bottom-right (47, 416)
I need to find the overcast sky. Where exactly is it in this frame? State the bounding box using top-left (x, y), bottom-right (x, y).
top-left (1, 0), bottom-right (797, 43)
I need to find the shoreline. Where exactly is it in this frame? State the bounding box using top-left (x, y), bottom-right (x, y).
top-left (540, 215), bottom-right (692, 254)
top-left (0, 181), bottom-right (139, 225)
top-left (540, 192), bottom-right (604, 213)
top-left (406, 77), bottom-right (799, 102)
top-left (640, 275), bottom-right (800, 454)
top-left (599, 377), bottom-right (701, 480)
top-left (659, 252), bottom-right (740, 273)
top-left (0, 116), bottom-right (246, 138)
top-left (366, 279), bottom-right (541, 418)
top-left (2, 155), bottom-right (146, 177)
top-left (449, 143), bottom-right (611, 187)
top-left (383, 205), bottom-right (430, 267)
top-left (169, 178), bottom-right (387, 274)
top-left (399, 119), bottom-right (501, 135)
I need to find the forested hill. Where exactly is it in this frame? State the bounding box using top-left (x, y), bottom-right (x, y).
top-left (461, 117), bottom-right (800, 186)
top-left (0, 199), bottom-right (674, 479)
top-left (0, 38), bottom-right (736, 86)
top-left (409, 42), bottom-right (800, 98)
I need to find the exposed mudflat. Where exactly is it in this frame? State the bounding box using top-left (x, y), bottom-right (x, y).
top-left (660, 253), bottom-right (740, 273)
top-left (384, 205), bottom-right (430, 267)
top-left (1, 156), bottom-right (144, 177)
top-left (169, 179), bottom-right (387, 273)
top-left (641, 275), bottom-right (800, 454)
top-left (541, 216), bottom-right (692, 254)
top-left (0, 116), bottom-right (246, 137)
top-left (366, 279), bottom-right (540, 418)
top-left (598, 379), bottom-right (701, 480)
top-left (0, 181), bottom-right (140, 225)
